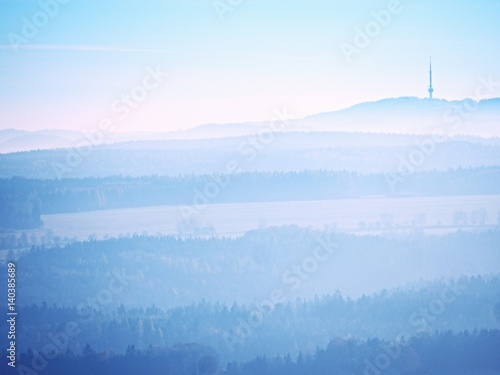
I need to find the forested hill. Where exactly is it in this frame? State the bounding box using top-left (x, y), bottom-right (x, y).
top-left (1, 167), bottom-right (499, 229)
top-left (1, 132), bottom-right (500, 179)
top-left (3, 329), bottom-right (500, 375)
top-left (1, 272), bottom-right (499, 362)
top-left (4, 227), bottom-right (500, 312)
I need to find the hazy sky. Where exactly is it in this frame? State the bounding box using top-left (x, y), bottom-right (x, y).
top-left (1, 0), bottom-right (499, 132)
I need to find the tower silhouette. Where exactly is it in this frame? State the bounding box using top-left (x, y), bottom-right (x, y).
top-left (428, 57), bottom-right (434, 99)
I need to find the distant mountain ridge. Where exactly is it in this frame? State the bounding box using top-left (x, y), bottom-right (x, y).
top-left (305, 97), bottom-right (500, 134)
top-left (1, 97), bottom-right (499, 153)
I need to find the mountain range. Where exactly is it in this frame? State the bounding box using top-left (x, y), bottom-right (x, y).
top-left (1, 97), bottom-right (499, 153)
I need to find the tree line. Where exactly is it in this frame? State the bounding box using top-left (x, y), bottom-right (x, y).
top-left (1, 166), bottom-right (499, 229)
top-left (2, 270), bottom-right (499, 362)
top-left (3, 330), bottom-right (499, 375)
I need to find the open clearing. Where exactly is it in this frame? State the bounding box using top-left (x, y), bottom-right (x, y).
top-left (38, 195), bottom-right (500, 241)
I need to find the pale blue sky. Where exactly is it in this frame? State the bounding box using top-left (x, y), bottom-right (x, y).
top-left (1, 0), bottom-right (499, 132)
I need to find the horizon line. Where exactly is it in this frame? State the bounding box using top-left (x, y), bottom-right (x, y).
top-left (2, 95), bottom-right (499, 135)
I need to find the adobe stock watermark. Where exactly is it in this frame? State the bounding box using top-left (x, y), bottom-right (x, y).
top-left (179, 108), bottom-right (293, 223)
top-left (7, 0), bottom-right (70, 52)
top-left (51, 65), bottom-right (167, 179)
top-left (385, 74), bottom-right (500, 192)
top-left (213, 0), bottom-right (243, 21)
top-left (385, 130), bottom-right (446, 192)
top-left (16, 268), bottom-right (134, 375)
top-left (222, 235), bottom-right (339, 352)
top-left (340, 0), bottom-right (403, 63)
top-left (363, 279), bottom-right (466, 375)
top-left (442, 75), bottom-right (500, 131)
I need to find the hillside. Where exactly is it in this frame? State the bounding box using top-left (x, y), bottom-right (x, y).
top-left (2, 97), bottom-right (499, 153)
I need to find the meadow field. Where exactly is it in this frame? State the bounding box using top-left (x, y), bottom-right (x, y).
top-left (37, 194), bottom-right (500, 241)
